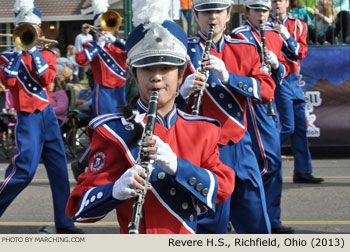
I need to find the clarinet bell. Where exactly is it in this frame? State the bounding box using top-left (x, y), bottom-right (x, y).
top-left (266, 100), bottom-right (276, 116)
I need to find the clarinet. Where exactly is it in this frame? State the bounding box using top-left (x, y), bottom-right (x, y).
top-left (191, 24), bottom-right (215, 115)
top-left (260, 20), bottom-right (276, 116)
top-left (260, 19), bottom-right (271, 76)
top-left (276, 7), bottom-right (280, 24)
top-left (128, 89), bottom-right (159, 234)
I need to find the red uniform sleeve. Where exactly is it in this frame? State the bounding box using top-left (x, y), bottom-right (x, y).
top-left (66, 129), bottom-right (130, 219)
top-left (0, 56), bottom-right (17, 87)
top-left (39, 50), bottom-right (57, 87)
top-left (200, 123), bottom-right (235, 203)
top-left (295, 20), bottom-right (308, 60)
top-left (75, 44), bottom-right (91, 66)
top-left (247, 46), bottom-right (275, 103)
top-left (228, 35), bottom-right (275, 104)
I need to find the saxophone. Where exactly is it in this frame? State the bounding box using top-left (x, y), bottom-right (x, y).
top-left (191, 24), bottom-right (215, 115)
top-left (128, 89), bottom-right (159, 234)
top-left (260, 19), bottom-right (276, 116)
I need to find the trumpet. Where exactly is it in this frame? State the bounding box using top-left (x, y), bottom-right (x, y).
top-left (86, 10), bottom-right (122, 38)
top-left (0, 23), bottom-right (58, 51)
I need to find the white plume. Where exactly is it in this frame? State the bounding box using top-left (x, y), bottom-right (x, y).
top-left (13, 0), bottom-right (34, 15)
top-left (132, 0), bottom-right (171, 30)
top-left (92, 0), bottom-right (109, 16)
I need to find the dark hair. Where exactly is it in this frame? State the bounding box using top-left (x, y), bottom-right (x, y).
top-left (53, 75), bottom-right (66, 92)
top-left (118, 68), bottom-right (142, 147)
top-left (121, 94), bottom-right (143, 148)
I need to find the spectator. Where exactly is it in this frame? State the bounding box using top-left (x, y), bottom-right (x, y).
top-left (180, 0), bottom-right (194, 35)
top-left (66, 45), bottom-right (80, 83)
top-left (74, 23), bottom-right (93, 81)
top-left (50, 75), bottom-right (69, 125)
top-left (291, 0), bottom-right (313, 26)
top-left (298, 0), bottom-right (318, 14)
top-left (309, 0), bottom-right (336, 44)
top-left (75, 70), bottom-right (94, 120)
top-left (333, 0), bottom-right (350, 44)
top-left (59, 66), bottom-right (73, 84)
top-left (52, 47), bottom-right (72, 75)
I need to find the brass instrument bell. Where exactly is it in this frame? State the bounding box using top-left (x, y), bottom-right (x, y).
top-left (100, 10), bottom-right (122, 32)
top-left (86, 10), bottom-right (122, 34)
top-left (4, 23), bottom-right (58, 51)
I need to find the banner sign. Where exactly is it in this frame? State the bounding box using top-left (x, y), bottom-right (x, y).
top-left (299, 46), bottom-right (350, 147)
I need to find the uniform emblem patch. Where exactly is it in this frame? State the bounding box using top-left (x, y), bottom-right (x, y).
top-left (90, 152), bottom-right (107, 173)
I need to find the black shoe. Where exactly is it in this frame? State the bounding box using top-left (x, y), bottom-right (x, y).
top-left (227, 221), bottom-right (234, 232)
top-left (71, 160), bottom-right (85, 181)
top-left (56, 225), bottom-right (85, 234)
top-left (38, 225), bottom-right (56, 234)
top-left (271, 225), bottom-right (294, 234)
top-left (293, 173), bottom-right (324, 184)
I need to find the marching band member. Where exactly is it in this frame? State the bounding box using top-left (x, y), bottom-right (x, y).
top-left (75, 0), bottom-right (127, 117)
top-left (0, 0), bottom-right (82, 234)
top-left (179, 0), bottom-right (275, 233)
top-left (231, 0), bottom-right (292, 233)
top-left (270, 0), bottom-right (324, 184)
top-left (66, 0), bottom-right (235, 234)
top-left (72, 0), bottom-right (128, 180)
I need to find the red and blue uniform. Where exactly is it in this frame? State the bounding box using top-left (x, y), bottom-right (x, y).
top-left (66, 99), bottom-right (235, 234)
top-left (269, 16), bottom-right (312, 175)
top-left (0, 48), bottom-right (74, 229)
top-left (75, 39), bottom-right (127, 116)
top-left (232, 20), bottom-right (289, 228)
top-left (180, 31), bottom-right (275, 233)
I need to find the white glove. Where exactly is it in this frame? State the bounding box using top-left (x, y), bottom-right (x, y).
top-left (279, 24), bottom-right (290, 40)
top-left (209, 55), bottom-right (229, 83)
top-left (153, 135), bottom-right (177, 176)
top-left (268, 51), bottom-right (279, 70)
top-left (26, 47), bottom-right (37, 54)
top-left (180, 73), bottom-right (196, 99)
top-left (112, 165), bottom-right (143, 200)
top-left (97, 36), bottom-right (107, 48)
top-left (13, 47), bottom-right (22, 55)
top-left (260, 65), bottom-right (270, 74)
top-left (104, 33), bottom-right (116, 43)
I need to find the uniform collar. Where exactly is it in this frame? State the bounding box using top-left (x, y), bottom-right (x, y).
top-left (269, 15), bottom-right (288, 25)
top-left (136, 98), bottom-right (178, 129)
top-left (197, 30), bottom-right (225, 52)
top-left (245, 20), bottom-right (260, 34)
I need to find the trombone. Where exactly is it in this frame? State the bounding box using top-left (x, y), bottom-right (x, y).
top-left (86, 10), bottom-right (122, 38)
top-left (0, 23), bottom-right (58, 51)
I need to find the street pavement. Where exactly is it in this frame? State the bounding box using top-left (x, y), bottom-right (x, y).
top-left (0, 152), bottom-right (349, 234)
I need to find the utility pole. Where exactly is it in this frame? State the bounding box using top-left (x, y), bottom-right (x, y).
top-left (123, 0), bottom-right (133, 38)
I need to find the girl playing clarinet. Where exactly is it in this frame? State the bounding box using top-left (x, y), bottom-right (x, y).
top-left (65, 0), bottom-right (234, 234)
